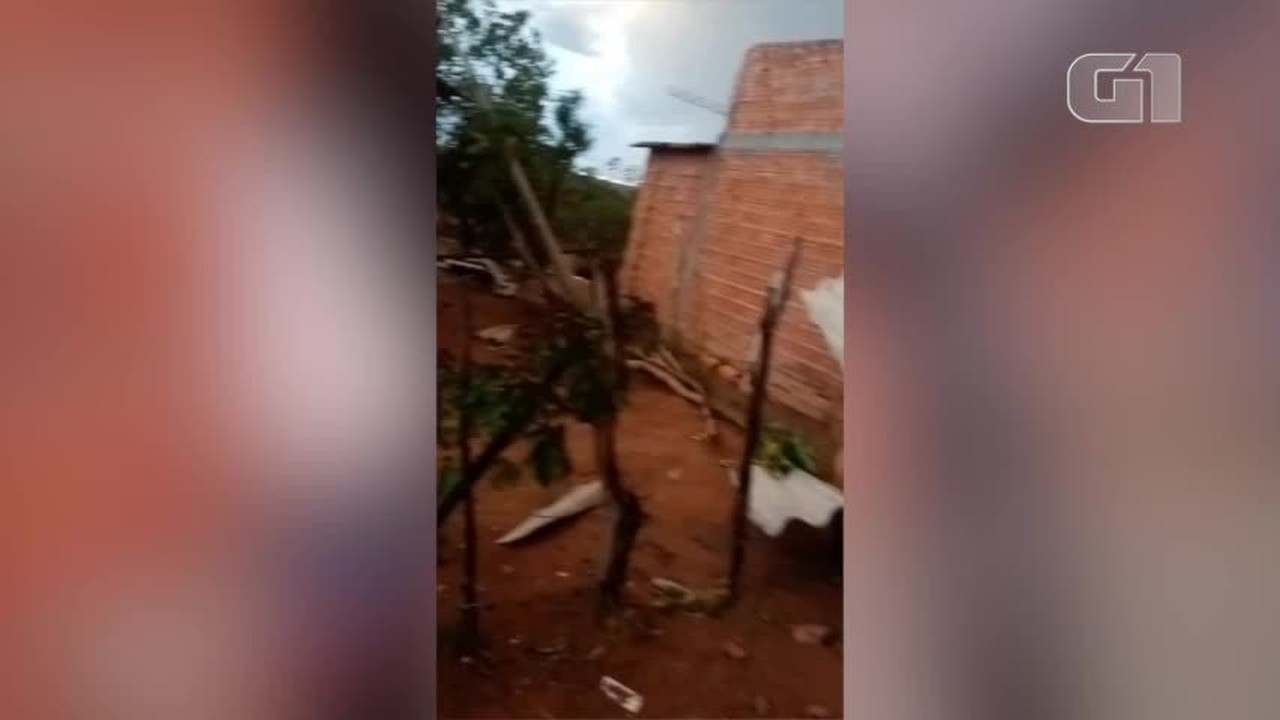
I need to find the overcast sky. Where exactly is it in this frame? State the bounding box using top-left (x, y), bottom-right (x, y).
top-left (498, 0), bottom-right (843, 183)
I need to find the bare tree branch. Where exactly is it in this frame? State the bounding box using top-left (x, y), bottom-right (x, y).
top-left (726, 238), bottom-right (804, 604)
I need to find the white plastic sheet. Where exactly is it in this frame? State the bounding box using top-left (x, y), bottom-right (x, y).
top-left (801, 275), bottom-right (844, 369)
top-left (741, 466), bottom-right (845, 536)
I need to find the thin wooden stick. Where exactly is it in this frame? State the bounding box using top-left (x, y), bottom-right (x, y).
top-left (726, 238), bottom-right (803, 604)
top-left (625, 358), bottom-right (705, 404)
top-left (457, 280), bottom-right (481, 649)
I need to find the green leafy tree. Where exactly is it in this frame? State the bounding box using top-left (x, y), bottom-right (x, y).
top-left (437, 0), bottom-right (629, 259)
top-left (438, 0), bottom-right (553, 253)
top-left (558, 173), bottom-right (634, 256)
top-left (436, 0), bottom-right (649, 618)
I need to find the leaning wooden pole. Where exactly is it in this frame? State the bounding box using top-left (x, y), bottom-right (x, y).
top-left (726, 239), bottom-right (803, 605)
top-left (446, 31), bottom-right (580, 305)
top-left (502, 137), bottom-right (578, 296)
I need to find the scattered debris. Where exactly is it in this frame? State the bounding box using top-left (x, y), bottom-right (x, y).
top-left (723, 640), bottom-right (748, 660)
top-left (804, 704), bottom-right (831, 718)
top-left (656, 346), bottom-right (694, 386)
top-left (700, 408), bottom-right (718, 441)
top-left (535, 637), bottom-right (567, 656)
top-left (439, 257), bottom-right (518, 297)
top-left (625, 358), bottom-right (702, 404)
top-left (496, 481), bottom-right (606, 545)
top-left (648, 598), bottom-right (679, 611)
top-left (500, 564), bottom-right (515, 575)
top-left (555, 571), bottom-right (571, 579)
top-left (600, 676), bottom-right (644, 715)
top-left (649, 577), bottom-right (730, 614)
top-left (624, 345), bottom-right (719, 441)
top-left (587, 645), bottom-right (607, 661)
top-left (666, 468), bottom-right (683, 480)
top-left (791, 624), bottom-right (836, 646)
top-left (650, 577), bottom-right (691, 595)
top-left (476, 323), bottom-right (518, 345)
top-left (753, 696), bottom-right (772, 716)
top-left (650, 577), bottom-right (695, 605)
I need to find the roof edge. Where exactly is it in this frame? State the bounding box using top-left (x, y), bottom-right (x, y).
top-left (631, 141), bottom-right (717, 151)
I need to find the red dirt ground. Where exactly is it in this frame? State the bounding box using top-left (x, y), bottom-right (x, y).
top-left (437, 278), bottom-right (843, 719)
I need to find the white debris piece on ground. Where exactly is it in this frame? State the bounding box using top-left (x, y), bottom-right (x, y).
top-left (496, 481), bottom-right (606, 545)
top-left (731, 465), bottom-right (843, 537)
top-left (650, 577), bottom-right (693, 597)
top-left (475, 323), bottom-right (517, 345)
top-left (791, 623), bottom-right (836, 645)
top-left (438, 257), bottom-right (518, 296)
top-left (600, 676), bottom-right (644, 715)
top-left (801, 275), bottom-right (844, 369)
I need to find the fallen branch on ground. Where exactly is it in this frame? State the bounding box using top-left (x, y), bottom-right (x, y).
top-left (656, 346), bottom-right (703, 394)
top-left (653, 347), bottom-right (718, 441)
top-left (625, 348), bottom-right (719, 441)
top-left (624, 357), bottom-right (704, 404)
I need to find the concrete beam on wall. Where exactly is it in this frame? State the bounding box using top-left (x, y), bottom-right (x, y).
top-left (719, 131), bottom-right (843, 155)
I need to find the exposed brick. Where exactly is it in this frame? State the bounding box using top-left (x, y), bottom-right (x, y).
top-left (621, 40), bottom-right (844, 424)
top-left (620, 149), bottom-right (713, 327)
top-left (728, 41), bottom-right (843, 135)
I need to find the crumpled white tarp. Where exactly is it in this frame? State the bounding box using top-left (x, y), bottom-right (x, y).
top-left (743, 465), bottom-right (845, 537)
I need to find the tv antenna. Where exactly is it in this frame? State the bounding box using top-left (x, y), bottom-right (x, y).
top-left (667, 85), bottom-right (728, 117)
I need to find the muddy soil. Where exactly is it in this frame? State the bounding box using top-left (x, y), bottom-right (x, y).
top-left (437, 278), bottom-right (843, 718)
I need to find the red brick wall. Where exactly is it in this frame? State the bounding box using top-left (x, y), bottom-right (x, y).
top-left (688, 152), bottom-right (844, 421)
top-left (622, 39), bottom-right (844, 423)
top-left (728, 40), bottom-right (844, 134)
top-left (621, 150), bottom-right (711, 327)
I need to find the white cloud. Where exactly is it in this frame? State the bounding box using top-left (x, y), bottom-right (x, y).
top-left (500, 0), bottom-right (844, 182)
top-left (538, 2), bottom-right (646, 176)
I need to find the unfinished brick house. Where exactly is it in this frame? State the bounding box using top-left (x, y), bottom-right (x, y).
top-left (621, 39), bottom-right (844, 440)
